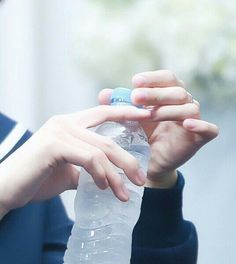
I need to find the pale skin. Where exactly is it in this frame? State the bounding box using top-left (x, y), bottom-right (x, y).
top-left (99, 70), bottom-right (219, 188)
top-left (0, 70), bottom-right (219, 220)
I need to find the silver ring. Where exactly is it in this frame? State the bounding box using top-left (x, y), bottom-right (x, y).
top-left (187, 92), bottom-right (194, 103)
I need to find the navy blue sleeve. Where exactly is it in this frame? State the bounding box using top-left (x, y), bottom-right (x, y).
top-left (1, 113), bottom-right (197, 263)
top-left (42, 197), bottom-right (73, 264)
top-left (0, 196), bottom-right (72, 264)
top-left (0, 113), bottom-right (73, 263)
top-left (131, 172), bottom-right (198, 264)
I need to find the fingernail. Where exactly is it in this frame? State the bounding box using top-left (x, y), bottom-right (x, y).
top-left (133, 75), bottom-right (147, 87)
top-left (137, 168), bottom-right (147, 184)
top-left (121, 184), bottom-right (130, 200)
top-left (185, 119), bottom-right (196, 129)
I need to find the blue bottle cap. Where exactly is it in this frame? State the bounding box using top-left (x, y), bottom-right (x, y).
top-left (110, 87), bottom-right (132, 106)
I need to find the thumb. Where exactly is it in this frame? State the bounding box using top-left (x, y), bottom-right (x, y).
top-left (32, 164), bottom-right (80, 201)
top-left (183, 119), bottom-right (219, 141)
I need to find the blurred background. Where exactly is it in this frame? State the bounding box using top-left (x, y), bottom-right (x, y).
top-left (0, 0), bottom-right (235, 263)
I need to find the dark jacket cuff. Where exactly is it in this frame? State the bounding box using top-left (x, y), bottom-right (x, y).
top-left (132, 171), bottom-right (187, 248)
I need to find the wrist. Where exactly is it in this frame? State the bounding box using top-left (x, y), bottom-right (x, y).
top-left (145, 170), bottom-right (178, 189)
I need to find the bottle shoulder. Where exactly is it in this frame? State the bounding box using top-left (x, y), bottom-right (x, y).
top-left (95, 121), bottom-right (146, 137)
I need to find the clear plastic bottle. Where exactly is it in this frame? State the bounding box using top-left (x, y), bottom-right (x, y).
top-left (64, 88), bottom-right (150, 264)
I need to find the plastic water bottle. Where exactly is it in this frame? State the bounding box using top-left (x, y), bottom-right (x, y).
top-left (64, 88), bottom-right (150, 264)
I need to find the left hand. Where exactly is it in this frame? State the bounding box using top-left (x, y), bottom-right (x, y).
top-left (98, 70), bottom-right (219, 188)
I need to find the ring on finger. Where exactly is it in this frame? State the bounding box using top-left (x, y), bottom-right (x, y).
top-left (187, 92), bottom-right (194, 103)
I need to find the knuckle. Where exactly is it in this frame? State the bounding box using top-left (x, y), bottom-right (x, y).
top-left (93, 149), bottom-right (106, 161)
top-left (83, 152), bottom-right (94, 165)
top-left (98, 183), bottom-right (108, 190)
top-left (103, 137), bottom-right (116, 150)
top-left (127, 155), bottom-right (139, 170)
top-left (95, 170), bottom-right (106, 183)
top-left (109, 174), bottom-right (122, 188)
top-left (45, 138), bottom-right (63, 163)
top-left (98, 170), bottom-right (106, 180)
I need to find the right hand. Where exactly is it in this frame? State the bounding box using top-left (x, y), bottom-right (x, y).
top-left (99, 70), bottom-right (219, 189)
top-left (0, 105), bottom-right (151, 215)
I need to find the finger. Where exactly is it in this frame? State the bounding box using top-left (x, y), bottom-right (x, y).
top-left (32, 164), bottom-right (80, 201)
top-left (83, 153), bottom-right (129, 201)
top-left (71, 105), bottom-right (151, 128)
top-left (104, 162), bottom-right (130, 202)
top-left (132, 70), bottom-right (184, 88)
top-left (67, 126), bottom-right (146, 187)
top-left (178, 79), bottom-right (186, 88)
top-left (183, 119), bottom-right (219, 141)
top-left (98, 88), bottom-right (113, 105)
top-left (56, 136), bottom-right (109, 190)
top-left (131, 87), bottom-right (193, 106)
top-left (60, 134), bottom-right (131, 201)
top-left (151, 103), bottom-right (200, 121)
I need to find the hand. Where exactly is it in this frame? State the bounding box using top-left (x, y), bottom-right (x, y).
top-left (0, 105), bottom-right (151, 216)
top-left (99, 70), bottom-right (219, 188)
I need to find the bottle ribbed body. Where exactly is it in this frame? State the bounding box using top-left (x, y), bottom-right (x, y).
top-left (64, 120), bottom-right (150, 264)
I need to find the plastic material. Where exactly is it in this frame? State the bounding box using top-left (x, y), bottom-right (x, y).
top-left (64, 88), bottom-right (150, 264)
